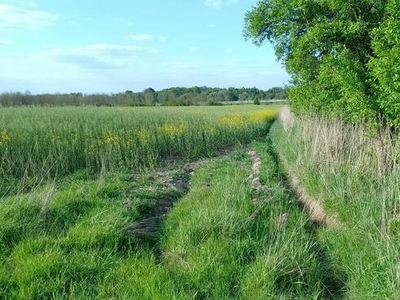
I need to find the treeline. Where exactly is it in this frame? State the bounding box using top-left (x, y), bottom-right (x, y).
top-left (245, 0), bottom-right (400, 128)
top-left (0, 86), bottom-right (287, 107)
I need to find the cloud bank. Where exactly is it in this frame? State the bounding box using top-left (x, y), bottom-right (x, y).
top-left (39, 44), bottom-right (158, 70)
top-left (0, 4), bottom-right (61, 31)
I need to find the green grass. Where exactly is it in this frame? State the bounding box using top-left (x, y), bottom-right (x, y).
top-left (8, 104), bottom-right (394, 299)
top-left (272, 113), bottom-right (400, 299)
top-left (0, 135), bottom-right (331, 299)
top-left (0, 166), bottom-right (184, 299)
top-left (160, 145), bottom-right (326, 299)
top-left (0, 105), bottom-right (278, 189)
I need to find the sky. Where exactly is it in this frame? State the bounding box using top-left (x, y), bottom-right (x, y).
top-left (0, 0), bottom-right (289, 94)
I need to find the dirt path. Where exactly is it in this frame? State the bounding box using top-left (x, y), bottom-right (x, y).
top-left (278, 106), bottom-right (339, 227)
top-left (123, 161), bottom-right (202, 244)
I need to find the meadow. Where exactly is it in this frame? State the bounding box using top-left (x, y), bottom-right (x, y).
top-left (0, 105), bottom-right (276, 196)
top-left (2, 103), bottom-right (399, 299)
top-left (3, 104), bottom-right (316, 299)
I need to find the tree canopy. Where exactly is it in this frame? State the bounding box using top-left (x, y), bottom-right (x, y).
top-left (244, 0), bottom-right (400, 127)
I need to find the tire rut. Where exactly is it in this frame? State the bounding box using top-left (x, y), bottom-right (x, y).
top-left (122, 161), bottom-right (201, 250)
top-left (255, 134), bottom-right (347, 299)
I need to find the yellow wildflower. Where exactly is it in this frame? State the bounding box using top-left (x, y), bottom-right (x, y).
top-left (138, 129), bottom-right (151, 144)
top-left (0, 131), bottom-right (11, 145)
top-left (248, 109), bottom-right (276, 123)
top-left (219, 114), bottom-right (247, 127)
top-left (105, 130), bottom-right (119, 144)
top-left (159, 122), bottom-right (187, 136)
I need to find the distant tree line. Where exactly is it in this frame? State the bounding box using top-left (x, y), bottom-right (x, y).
top-left (0, 86), bottom-right (287, 107)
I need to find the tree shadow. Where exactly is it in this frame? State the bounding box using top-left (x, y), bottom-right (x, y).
top-left (265, 134), bottom-right (348, 299)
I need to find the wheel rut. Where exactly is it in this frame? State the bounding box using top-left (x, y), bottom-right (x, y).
top-left (250, 133), bottom-right (347, 299)
top-left (122, 161), bottom-right (201, 250)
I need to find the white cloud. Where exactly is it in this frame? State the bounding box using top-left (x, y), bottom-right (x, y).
top-left (204, 0), bottom-right (238, 9)
top-left (0, 39), bottom-right (10, 46)
top-left (38, 44), bottom-right (158, 70)
top-left (126, 34), bottom-right (166, 42)
top-left (189, 46), bottom-right (199, 52)
top-left (0, 4), bottom-right (61, 31)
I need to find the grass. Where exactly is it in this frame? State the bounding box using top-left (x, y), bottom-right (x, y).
top-left (0, 104), bottom-right (280, 299)
top-left (0, 167), bottom-right (180, 299)
top-left (160, 145), bottom-right (324, 299)
top-left (0, 105), bottom-right (277, 196)
top-left (272, 110), bottom-right (400, 299)
top-left (4, 103), bottom-right (397, 299)
top-left (0, 114), bottom-right (330, 299)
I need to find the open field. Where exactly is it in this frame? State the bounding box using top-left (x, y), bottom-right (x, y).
top-left (1, 105), bottom-right (289, 299)
top-left (0, 105), bottom-right (278, 196)
top-left (1, 104), bottom-right (400, 299)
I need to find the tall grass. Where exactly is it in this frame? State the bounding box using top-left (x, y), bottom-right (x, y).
top-left (273, 110), bottom-right (400, 299)
top-left (0, 105), bottom-right (277, 195)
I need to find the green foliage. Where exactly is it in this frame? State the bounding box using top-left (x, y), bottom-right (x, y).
top-left (369, 0), bottom-right (400, 128)
top-left (244, 0), bottom-right (400, 127)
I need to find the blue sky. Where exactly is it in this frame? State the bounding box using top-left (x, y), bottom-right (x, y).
top-left (0, 0), bottom-right (289, 94)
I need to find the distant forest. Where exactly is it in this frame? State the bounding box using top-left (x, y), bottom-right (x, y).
top-left (0, 86), bottom-right (287, 107)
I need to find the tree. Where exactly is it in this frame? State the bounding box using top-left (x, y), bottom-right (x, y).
top-left (369, 0), bottom-right (400, 128)
top-left (143, 87), bottom-right (155, 94)
top-left (143, 87), bottom-right (156, 105)
top-left (244, 0), bottom-right (399, 127)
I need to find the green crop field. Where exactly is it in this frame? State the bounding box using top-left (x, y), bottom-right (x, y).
top-left (0, 105), bottom-right (277, 196)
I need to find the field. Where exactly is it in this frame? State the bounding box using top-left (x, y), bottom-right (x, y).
top-left (1, 104), bottom-right (399, 299)
top-left (0, 105), bottom-right (275, 196)
top-left (2, 104), bottom-right (314, 299)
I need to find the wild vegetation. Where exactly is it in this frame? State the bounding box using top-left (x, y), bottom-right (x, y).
top-left (272, 110), bottom-right (400, 299)
top-left (3, 100), bottom-right (400, 298)
top-left (1, 101), bottom-right (350, 298)
top-left (243, 1), bottom-right (400, 299)
top-left (245, 0), bottom-right (400, 127)
top-left (0, 86), bottom-right (287, 107)
top-left (1, 105), bottom-right (303, 299)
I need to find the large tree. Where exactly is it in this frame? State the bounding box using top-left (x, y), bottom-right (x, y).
top-left (244, 0), bottom-right (400, 127)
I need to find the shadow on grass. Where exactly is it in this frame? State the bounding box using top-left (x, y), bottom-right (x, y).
top-left (121, 163), bottom-right (198, 257)
top-left (266, 134), bottom-right (348, 300)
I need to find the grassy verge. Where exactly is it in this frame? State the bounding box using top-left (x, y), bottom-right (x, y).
top-left (157, 143), bottom-right (334, 299)
top-left (272, 112), bottom-right (400, 299)
top-left (0, 134), bottom-right (335, 299)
